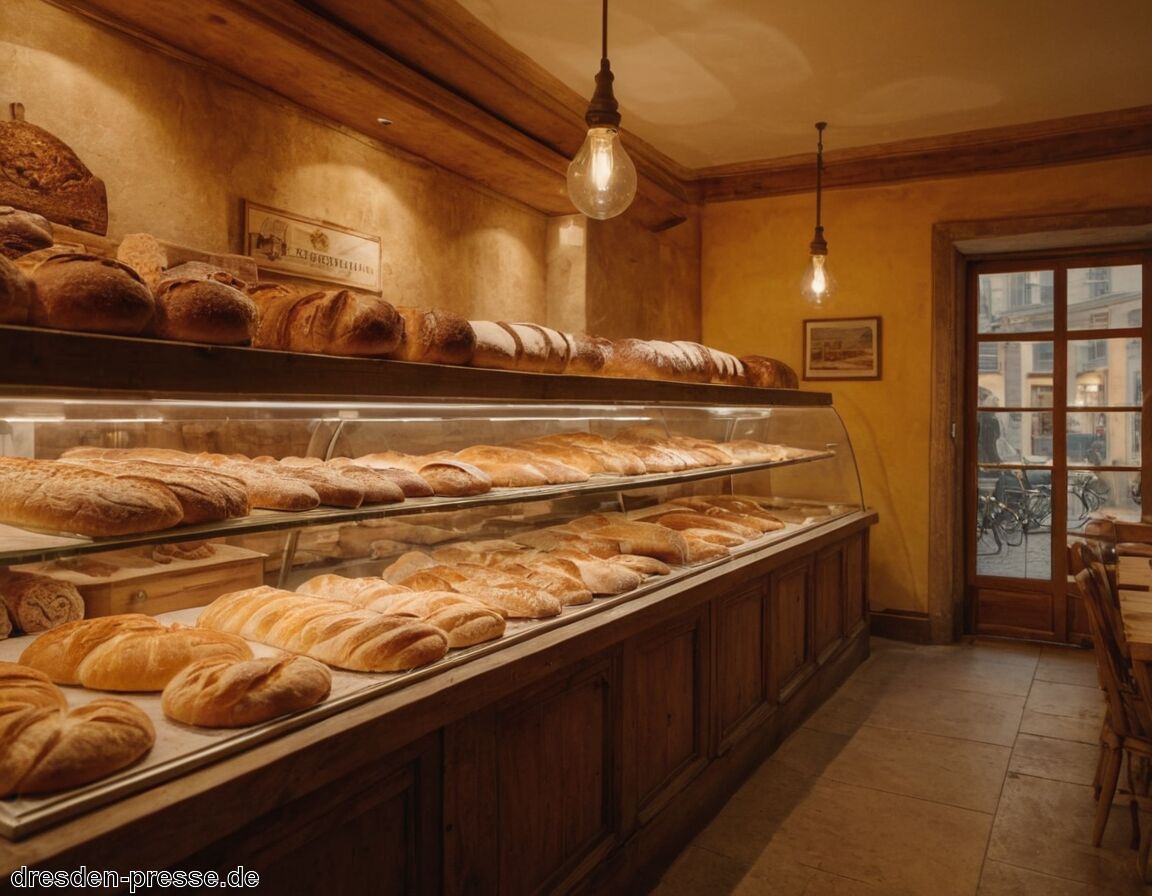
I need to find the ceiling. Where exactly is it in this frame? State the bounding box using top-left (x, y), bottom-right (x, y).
top-left (455, 0), bottom-right (1152, 169)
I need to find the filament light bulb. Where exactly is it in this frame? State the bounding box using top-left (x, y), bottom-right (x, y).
top-left (802, 253), bottom-right (835, 305)
top-left (567, 126), bottom-right (637, 220)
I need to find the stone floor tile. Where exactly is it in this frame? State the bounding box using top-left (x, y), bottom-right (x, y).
top-left (804, 678), bottom-right (1026, 746)
top-left (1019, 708), bottom-right (1105, 746)
top-left (777, 724), bottom-right (1010, 813)
top-left (852, 650), bottom-right (1036, 697)
top-left (977, 859), bottom-right (1138, 895)
top-left (1036, 646), bottom-right (1101, 688)
top-left (1008, 732), bottom-right (1102, 787)
top-left (986, 772), bottom-right (1147, 893)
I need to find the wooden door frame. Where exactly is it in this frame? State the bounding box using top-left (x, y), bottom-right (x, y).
top-left (928, 207), bottom-right (1152, 643)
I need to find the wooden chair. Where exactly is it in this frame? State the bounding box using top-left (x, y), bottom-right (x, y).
top-left (1075, 540), bottom-right (1152, 878)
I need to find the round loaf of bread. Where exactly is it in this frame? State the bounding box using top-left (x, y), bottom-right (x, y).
top-left (0, 660), bottom-right (69, 710)
top-left (161, 653), bottom-right (331, 728)
top-left (26, 252), bottom-right (155, 334)
top-left (0, 699), bottom-right (154, 797)
top-left (151, 277), bottom-right (259, 345)
top-left (741, 354), bottom-right (799, 389)
top-left (0, 254), bottom-right (32, 323)
top-left (0, 573), bottom-right (84, 634)
top-left (0, 206), bottom-right (53, 259)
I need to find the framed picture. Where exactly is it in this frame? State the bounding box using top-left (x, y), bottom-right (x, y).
top-left (803, 316), bottom-right (882, 381)
top-left (243, 200), bottom-right (382, 292)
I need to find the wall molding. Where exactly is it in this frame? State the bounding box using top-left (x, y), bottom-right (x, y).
top-left (869, 610), bottom-right (932, 644)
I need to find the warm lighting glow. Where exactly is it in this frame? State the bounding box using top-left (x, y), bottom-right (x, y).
top-left (801, 252), bottom-right (835, 305)
top-left (567, 126), bottom-right (637, 220)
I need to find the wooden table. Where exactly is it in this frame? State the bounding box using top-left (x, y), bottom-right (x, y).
top-left (1117, 554), bottom-right (1152, 661)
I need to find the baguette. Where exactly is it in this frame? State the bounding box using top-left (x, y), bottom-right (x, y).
top-left (197, 586), bottom-right (449, 672)
top-left (0, 699), bottom-right (154, 797)
top-left (0, 457), bottom-right (184, 536)
top-left (576, 520), bottom-right (690, 565)
top-left (161, 653), bottom-right (332, 728)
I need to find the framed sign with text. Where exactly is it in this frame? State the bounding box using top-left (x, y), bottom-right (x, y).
top-left (243, 200), bottom-right (382, 292)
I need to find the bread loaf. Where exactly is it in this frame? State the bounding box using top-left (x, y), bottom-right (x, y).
top-left (468, 319), bottom-right (520, 370)
top-left (576, 520), bottom-right (689, 565)
top-left (249, 457), bottom-right (365, 508)
top-left (198, 586), bottom-right (449, 672)
top-left (328, 458), bottom-right (434, 498)
top-left (0, 254), bottom-right (32, 323)
top-left (0, 457), bottom-right (184, 536)
top-left (161, 653), bottom-right (332, 728)
top-left (562, 332), bottom-right (609, 375)
top-left (0, 660), bottom-right (68, 710)
top-left (150, 277), bottom-right (259, 345)
top-left (389, 306), bottom-right (476, 364)
top-left (0, 206), bottom-right (53, 258)
top-left (58, 457), bottom-right (251, 525)
top-left (353, 453), bottom-right (492, 497)
top-left (115, 232), bottom-right (168, 292)
top-left (506, 323), bottom-right (568, 373)
top-left (0, 572), bottom-right (84, 633)
top-left (252, 288), bottom-right (403, 357)
top-left (0, 699), bottom-right (154, 797)
top-left (394, 565), bottom-right (562, 619)
top-left (20, 614), bottom-right (164, 685)
top-left (741, 355), bottom-right (799, 389)
top-left (77, 626), bottom-right (253, 691)
top-left (189, 454), bottom-right (322, 511)
top-left (276, 457), bottom-right (406, 505)
top-left (25, 253), bottom-right (155, 335)
top-left (452, 445), bottom-right (588, 487)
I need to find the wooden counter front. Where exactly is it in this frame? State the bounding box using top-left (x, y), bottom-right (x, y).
top-left (0, 512), bottom-right (876, 895)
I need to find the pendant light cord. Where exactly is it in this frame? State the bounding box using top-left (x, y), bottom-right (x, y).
top-left (815, 121), bottom-right (826, 229)
top-left (602, 0), bottom-right (609, 62)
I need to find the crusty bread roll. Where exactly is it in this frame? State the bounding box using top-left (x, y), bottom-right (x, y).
top-left (0, 254), bottom-right (32, 323)
top-left (161, 653), bottom-right (332, 728)
top-left (58, 456), bottom-right (251, 525)
top-left (0, 206), bottom-right (53, 258)
top-left (198, 586), bottom-right (449, 672)
top-left (741, 355), bottom-right (800, 389)
top-left (77, 626), bottom-right (253, 692)
top-left (468, 319), bottom-right (520, 370)
top-left (0, 457), bottom-right (184, 536)
top-left (150, 276), bottom-right (259, 345)
top-left (25, 252), bottom-right (155, 335)
top-left (389, 306), bottom-right (476, 365)
top-left (0, 661), bottom-right (69, 710)
top-left (0, 572), bottom-right (84, 634)
top-left (0, 699), bottom-right (154, 797)
top-left (252, 287), bottom-right (403, 357)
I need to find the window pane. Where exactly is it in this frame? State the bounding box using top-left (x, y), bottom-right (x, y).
top-left (978, 271), bottom-right (1054, 334)
top-left (975, 465), bottom-right (1051, 579)
top-left (1067, 470), bottom-right (1141, 527)
top-left (1068, 265), bottom-right (1142, 330)
top-left (977, 341), bottom-right (1054, 407)
top-left (979, 410), bottom-right (1053, 462)
top-left (1065, 337), bottom-right (1141, 406)
top-left (1066, 411), bottom-right (1142, 466)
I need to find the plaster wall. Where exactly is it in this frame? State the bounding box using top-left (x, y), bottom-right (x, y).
top-left (702, 156), bottom-right (1152, 616)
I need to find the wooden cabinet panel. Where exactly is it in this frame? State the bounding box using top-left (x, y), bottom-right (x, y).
top-left (843, 532), bottom-right (867, 632)
top-left (631, 608), bottom-right (709, 818)
top-left (771, 558), bottom-right (812, 695)
top-left (715, 583), bottom-right (769, 746)
top-left (814, 544), bottom-right (845, 659)
top-left (445, 659), bottom-right (617, 896)
top-left (176, 734), bottom-right (440, 896)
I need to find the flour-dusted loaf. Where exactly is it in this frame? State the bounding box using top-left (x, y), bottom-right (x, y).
top-left (0, 254), bottom-right (33, 323)
top-left (197, 586), bottom-right (449, 672)
top-left (161, 653), bottom-right (332, 728)
top-left (0, 572), bottom-right (84, 634)
top-left (562, 332), bottom-right (610, 376)
top-left (0, 457), bottom-right (184, 536)
top-left (389, 306), bottom-right (477, 365)
top-left (25, 252), bottom-right (155, 334)
top-left (0, 699), bottom-right (154, 797)
top-left (327, 458), bottom-right (434, 498)
top-left (0, 660), bottom-right (69, 710)
top-left (150, 276), bottom-right (259, 345)
top-left (252, 287), bottom-right (403, 356)
top-left (468, 319), bottom-right (521, 370)
top-left (58, 455), bottom-right (251, 525)
top-left (0, 206), bottom-right (53, 259)
top-left (740, 355), bottom-right (799, 389)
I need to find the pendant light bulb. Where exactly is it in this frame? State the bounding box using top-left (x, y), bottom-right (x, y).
top-left (567, 0), bottom-right (636, 220)
top-left (568, 126), bottom-right (637, 220)
top-left (801, 121), bottom-right (834, 305)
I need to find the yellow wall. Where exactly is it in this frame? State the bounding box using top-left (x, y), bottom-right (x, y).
top-left (702, 157), bottom-right (1152, 615)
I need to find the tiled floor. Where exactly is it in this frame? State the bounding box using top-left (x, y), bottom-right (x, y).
top-left (650, 637), bottom-right (1152, 895)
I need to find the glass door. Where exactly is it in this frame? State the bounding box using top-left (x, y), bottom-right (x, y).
top-left (967, 254), bottom-right (1146, 641)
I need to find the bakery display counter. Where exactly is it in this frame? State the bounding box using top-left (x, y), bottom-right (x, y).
top-left (0, 329), bottom-right (874, 892)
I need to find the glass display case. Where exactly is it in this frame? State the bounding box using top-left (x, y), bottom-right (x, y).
top-left (0, 325), bottom-right (868, 838)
